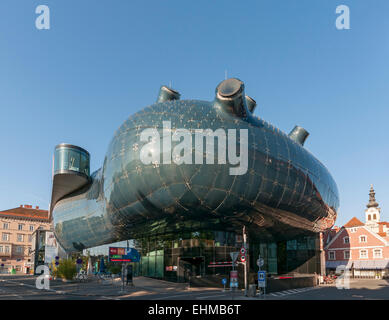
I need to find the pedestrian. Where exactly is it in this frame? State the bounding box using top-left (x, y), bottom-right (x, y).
top-left (126, 264), bottom-right (133, 286)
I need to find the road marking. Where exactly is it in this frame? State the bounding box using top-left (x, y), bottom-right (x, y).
top-left (100, 296), bottom-right (120, 300)
top-left (288, 289), bottom-right (300, 293)
top-left (270, 287), bottom-right (316, 297)
top-left (195, 293), bottom-right (230, 299)
top-left (0, 293), bottom-right (22, 299)
top-left (152, 291), bottom-right (221, 300)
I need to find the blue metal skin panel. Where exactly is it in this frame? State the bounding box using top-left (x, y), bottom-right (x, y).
top-left (52, 80), bottom-right (339, 252)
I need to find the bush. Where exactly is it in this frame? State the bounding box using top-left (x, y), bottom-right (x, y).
top-left (107, 264), bottom-right (121, 275)
top-left (57, 258), bottom-right (77, 280)
top-left (50, 261), bottom-right (59, 279)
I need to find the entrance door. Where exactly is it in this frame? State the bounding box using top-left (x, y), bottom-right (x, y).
top-left (179, 256), bottom-right (204, 281)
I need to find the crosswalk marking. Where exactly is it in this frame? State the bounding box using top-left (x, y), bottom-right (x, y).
top-left (153, 291), bottom-right (217, 300)
top-left (270, 287), bottom-right (316, 297)
top-left (195, 293), bottom-right (230, 299)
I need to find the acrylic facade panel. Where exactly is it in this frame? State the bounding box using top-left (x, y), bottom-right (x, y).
top-left (51, 79), bottom-right (339, 278)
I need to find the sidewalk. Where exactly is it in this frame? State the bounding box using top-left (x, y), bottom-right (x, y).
top-left (3, 275), bottom-right (218, 298)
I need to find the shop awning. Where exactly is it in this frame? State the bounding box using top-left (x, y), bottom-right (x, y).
top-left (326, 260), bottom-right (389, 270)
top-left (326, 260), bottom-right (352, 269)
top-left (353, 260), bottom-right (389, 270)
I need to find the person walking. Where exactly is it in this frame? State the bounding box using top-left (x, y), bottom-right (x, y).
top-left (126, 264), bottom-right (133, 286)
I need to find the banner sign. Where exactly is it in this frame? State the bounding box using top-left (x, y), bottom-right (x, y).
top-left (109, 247), bottom-right (140, 262)
top-left (44, 231), bottom-right (58, 264)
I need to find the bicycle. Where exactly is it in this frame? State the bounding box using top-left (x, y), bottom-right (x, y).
top-left (95, 271), bottom-right (113, 283)
top-left (75, 270), bottom-right (88, 283)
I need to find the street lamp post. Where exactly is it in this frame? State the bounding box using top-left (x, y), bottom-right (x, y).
top-left (243, 226), bottom-right (248, 296)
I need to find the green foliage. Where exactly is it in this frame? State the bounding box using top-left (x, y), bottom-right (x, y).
top-left (107, 263), bottom-right (121, 275)
top-left (57, 258), bottom-right (77, 280)
top-left (50, 261), bottom-right (59, 278)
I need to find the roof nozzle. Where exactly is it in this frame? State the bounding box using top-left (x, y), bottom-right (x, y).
top-left (288, 126), bottom-right (309, 146)
top-left (214, 78), bottom-right (248, 118)
top-left (245, 95), bottom-right (257, 113)
top-left (157, 85), bottom-right (180, 103)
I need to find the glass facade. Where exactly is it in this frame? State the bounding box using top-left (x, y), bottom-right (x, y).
top-left (51, 80), bottom-right (339, 280)
top-left (84, 231), bottom-right (321, 281)
top-left (54, 144), bottom-right (90, 176)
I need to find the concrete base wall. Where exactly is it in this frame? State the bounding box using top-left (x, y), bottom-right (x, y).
top-left (265, 276), bottom-right (317, 293)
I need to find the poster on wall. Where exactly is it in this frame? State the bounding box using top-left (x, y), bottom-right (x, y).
top-left (44, 232), bottom-right (58, 265)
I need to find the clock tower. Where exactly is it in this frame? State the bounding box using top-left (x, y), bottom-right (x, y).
top-left (365, 185), bottom-right (381, 232)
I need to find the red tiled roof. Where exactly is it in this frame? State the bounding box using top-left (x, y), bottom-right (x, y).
top-left (344, 217), bottom-right (364, 228)
top-left (378, 222), bottom-right (389, 227)
top-left (0, 205), bottom-right (49, 221)
top-left (377, 232), bottom-right (387, 237)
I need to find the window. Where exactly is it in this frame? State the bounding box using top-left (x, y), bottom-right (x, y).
top-left (0, 246), bottom-right (3, 253)
top-left (2, 233), bottom-right (9, 241)
top-left (343, 237), bottom-right (350, 244)
top-left (2, 223), bottom-right (8, 230)
top-left (368, 215), bottom-right (371, 221)
top-left (350, 228), bottom-right (356, 233)
top-left (5, 246), bottom-right (10, 253)
top-left (344, 250), bottom-right (351, 259)
top-left (328, 251), bottom-right (336, 260)
top-left (360, 250), bottom-right (368, 259)
top-left (29, 225), bottom-right (34, 231)
top-left (16, 246), bottom-right (23, 254)
top-left (18, 224), bottom-right (24, 231)
top-left (28, 235), bottom-right (32, 242)
top-left (373, 214), bottom-right (377, 220)
top-left (359, 235), bottom-right (367, 243)
top-left (373, 249), bottom-right (382, 258)
top-left (17, 234), bottom-right (24, 242)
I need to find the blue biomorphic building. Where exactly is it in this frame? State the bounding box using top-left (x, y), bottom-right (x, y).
top-left (50, 78), bottom-right (339, 282)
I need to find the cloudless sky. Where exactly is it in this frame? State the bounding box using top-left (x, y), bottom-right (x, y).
top-left (0, 0), bottom-right (388, 227)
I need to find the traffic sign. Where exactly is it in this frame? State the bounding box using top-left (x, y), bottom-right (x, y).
top-left (230, 252), bottom-right (239, 263)
top-left (240, 255), bottom-right (246, 262)
top-left (257, 258), bottom-right (264, 267)
top-left (258, 271), bottom-right (266, 288)
top-left (222, 278), bottom-right (227, 285)
top-left (240, 247), bottom-right (246, 255)
top-left (230, 270), bottom-right (238, 288)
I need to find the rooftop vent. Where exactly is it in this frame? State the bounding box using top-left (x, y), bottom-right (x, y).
top-left (288, 126), bottom-right (309, 146)
top-left (215, 78), bottom-right (249, 118)
top-left (157, 85), bottom-right (181, 103)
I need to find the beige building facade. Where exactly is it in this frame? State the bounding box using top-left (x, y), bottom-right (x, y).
top-left (0, 205), bottom-right (51, 274)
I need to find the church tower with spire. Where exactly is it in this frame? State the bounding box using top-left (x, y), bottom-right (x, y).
top-left (364, 185), bottom-right (381, 233)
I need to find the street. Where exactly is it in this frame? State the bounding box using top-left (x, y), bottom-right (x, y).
top-left (0, 275), bottom-right (388, 300)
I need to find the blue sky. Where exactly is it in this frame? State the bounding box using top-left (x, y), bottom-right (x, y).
top-left (0, 0), bottom-right (388, 227)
